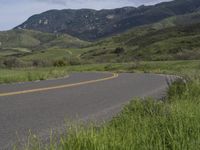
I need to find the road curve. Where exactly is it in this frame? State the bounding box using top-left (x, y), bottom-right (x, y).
top-left (0, 72), bottom-right (173, 149)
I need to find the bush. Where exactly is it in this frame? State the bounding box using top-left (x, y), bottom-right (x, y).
top-left (113, 47), bottom-right (125, 56)
top-left (3, 57), bottom-right (29, 68)
top-left (32, 59), bottom-right (52, 67)
top-left (0, 59), bottom-right (5, 68)
top-left (53, 60), bottom-right (67, 67)
top-left (128, 61), bottom-right (141, 70)
top-left (168, 48), bottom-right (182, 54)
top-left (68, 57), bottom-right (82, 66)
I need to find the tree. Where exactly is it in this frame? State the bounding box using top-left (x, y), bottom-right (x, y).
top-left (114, 47), bottom-right (125, 56)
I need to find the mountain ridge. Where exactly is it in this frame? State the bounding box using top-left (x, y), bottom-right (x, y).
top-left (15, 0), bottom-right (200, 41)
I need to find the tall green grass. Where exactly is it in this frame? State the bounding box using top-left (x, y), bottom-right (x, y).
top-left (15, 65), bottom-right (200, 150)
top-left (0, 68), bottom-right (68, 84)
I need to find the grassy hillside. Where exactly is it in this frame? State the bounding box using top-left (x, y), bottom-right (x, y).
top-left (0, 29), bottom-right (89, 67)
top-left (81, 12), bottom-right (200, 62)
top-left (1, 11), bottom-right (200, 67)
top-left (0, 29), bottom-right (87, 48)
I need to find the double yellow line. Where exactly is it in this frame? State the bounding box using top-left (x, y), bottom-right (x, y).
top-left (0, 73), bottom-right (119, 97)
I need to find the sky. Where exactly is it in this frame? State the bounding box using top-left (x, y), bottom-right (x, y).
top-left (0, 0), bottom-right (171, 31)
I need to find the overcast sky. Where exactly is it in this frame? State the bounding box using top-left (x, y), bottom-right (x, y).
top-left (0, 0), bottom-right (171, 31)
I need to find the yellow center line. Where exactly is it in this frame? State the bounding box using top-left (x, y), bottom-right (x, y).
top-left (0, 73), bottom-right (119, 97)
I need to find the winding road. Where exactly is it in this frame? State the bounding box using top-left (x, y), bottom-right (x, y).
top-left (0, 72), bottom-right (173, 149)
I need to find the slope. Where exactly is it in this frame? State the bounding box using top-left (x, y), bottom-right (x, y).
top-left (15, 0), bottom-right (200, 41)
top-left (81, 12), bottom-right (200, 62)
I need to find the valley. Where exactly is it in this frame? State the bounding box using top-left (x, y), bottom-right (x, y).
top-left (1, 0), bottom-right (200, 149)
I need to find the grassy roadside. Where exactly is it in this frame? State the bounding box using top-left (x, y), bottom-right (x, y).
top-left (0, 68), bottom-right (68, 84)
top-left (25, 79), bottom-right (200, 150)
top-left (1, 60), bottom-right (200, 84)
top-left (9, 60), bottom-right (200, 150)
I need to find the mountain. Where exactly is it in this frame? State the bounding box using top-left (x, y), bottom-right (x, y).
top-left (81, 12), bottom-right (200, 62)
top-left (0, 29), bottom-right (88, 59)
top-left (0, 29), bottom-right (87, 49)
top-left (15, 0), bottom-right (200, 41)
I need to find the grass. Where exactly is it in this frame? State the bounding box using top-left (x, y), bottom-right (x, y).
top-left (65, 60), bottom-right (200, 76)
top-left (22, 48), bottom-right (73, 61)
top-left (21, 47), bottom-right (89, 62)
top-left (1, 60), bottom-right (200, 84)
top-left (61, 80), bottom-right (200, 150)
top-left (6, 60), bottom-right (200, 150)
top-left (0, 68), bottom-right (68, 84)
top-left (15, 70), bottom-right (200, 150)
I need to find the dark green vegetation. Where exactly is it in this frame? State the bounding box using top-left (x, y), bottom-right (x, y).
top-left (3, 12), bottom-right (200, 65)
top-left (15, 0), bottom-right (200, 41)
top-left (81, 12), bottom-right (200, 62)
top-left (13, 60), bottom-right (200, 150)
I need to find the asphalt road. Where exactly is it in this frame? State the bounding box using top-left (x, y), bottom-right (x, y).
top-left (0, 72), bottom-right (173, 149)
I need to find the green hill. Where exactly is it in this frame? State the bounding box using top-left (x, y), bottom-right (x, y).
top-left (81, 12), bottom-right (200, 62)
top-left (0, 29), bottom-right (88, 57)
top-left (1, 6), bottom-right (200, 66)
top-left (0, 29), bottom-right (89, 67)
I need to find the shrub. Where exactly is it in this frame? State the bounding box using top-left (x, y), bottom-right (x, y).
top-left (53, 60), bottom-right (67, 67)
top-left (168, 48), bottom-right (182, 54)
top-left (3, 57), bottom-right (29, 68)
top-left (114, 47), bottom-right (125, 56)
top-left (32, 59), bottom-right (52, 67)
top-left (68, 57), bottom-right (82, 66)
top-left (0, 59), bottom-right (5, 68)
top-left (128, 61), bottom-right (141, 70)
